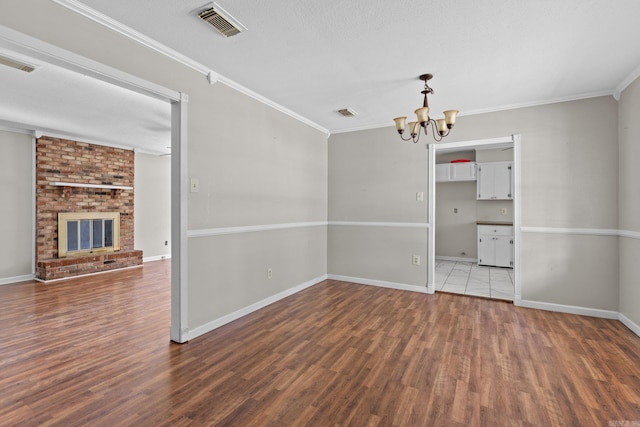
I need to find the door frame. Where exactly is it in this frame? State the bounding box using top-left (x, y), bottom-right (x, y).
top-left (428, 135), bottom-right (522, 304)
top-left (0, 25), bottom-right (189, 342)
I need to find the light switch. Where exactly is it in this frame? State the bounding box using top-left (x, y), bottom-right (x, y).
top-left (416, 191), bottom-right (424, 201)
top-left (500, 207), bottom-right (507, 215)
top-left (190, 178), bottom-right (200, 193)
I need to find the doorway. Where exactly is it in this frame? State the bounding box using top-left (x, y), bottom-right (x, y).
top-left (0, 26), bottom-right (189, 342)
top-left (427, 135), bottom-right (521, 304)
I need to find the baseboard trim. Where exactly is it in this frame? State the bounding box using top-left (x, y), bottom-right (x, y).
top-left (327, 274), bottom-right (428, 294)
top-left (0, 274), bottom-right (35, 286)
top-left (516, 299), bottom-right (619, 320)
top-left (143, 255), bottom-right (171, 263)
top-left (619, 313), bottom-right (640, 337)
top-left (435, 256), bottom-right (478, 263)
top-left (186, 274), bottom-right (328, 341)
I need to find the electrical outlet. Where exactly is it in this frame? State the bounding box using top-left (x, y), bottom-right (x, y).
top-left (267, 268), bottom-right (273, 279)
top-left (454, 208), bottom-right (458, 213)
top-left (164, 240), bottom-right (168, 246)
top-left (412, 255), bottom-right (420, 265)
top-left (500, 207), bottom-right (508, 215)
top-left (416, 191), bottom-right (424, 201)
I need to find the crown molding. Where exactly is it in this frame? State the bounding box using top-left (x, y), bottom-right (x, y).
top-left (51, 0), bottom-right (329, 136)
top-left (613, 62), bottom-right (640, 100)
top-left (331, 90), bottom-right (615, 135)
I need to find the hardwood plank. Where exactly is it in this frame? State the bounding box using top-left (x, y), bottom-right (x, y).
top-left (1, 263), bottom-right (640, 425)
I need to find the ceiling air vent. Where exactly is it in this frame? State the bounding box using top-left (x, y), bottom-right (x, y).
top-left (197, 3), bottom-right (246, 37)
top-left (0, 54), bottom-right (37, 73)
top-left (337, 108), bottom-right (358, 117)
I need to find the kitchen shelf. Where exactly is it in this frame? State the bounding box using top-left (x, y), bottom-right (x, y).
top-left (50, 181), bottom-right (133, 190)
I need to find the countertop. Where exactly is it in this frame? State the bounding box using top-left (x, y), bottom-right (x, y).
top-left (476, 221), bottom-right (513, 226)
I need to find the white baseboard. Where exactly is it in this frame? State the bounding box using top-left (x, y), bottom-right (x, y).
top-left (619, 313), bottom-right (640, 337)
top-left (435, 256), bottom-right (478, 263)
top-left (516, 299), bottom-right (619, 320)
top-left (186, 274), bottom-right (328, 341)
top-left (327, 274), bottom-right (428, 294)
top-left (0, 274), bottom-right (35, 286)
top-left (143, 254), bottom-right (171, 263)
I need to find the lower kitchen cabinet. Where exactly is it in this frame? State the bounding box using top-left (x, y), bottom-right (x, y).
top-left (477, 224), bottom-right (513, 267)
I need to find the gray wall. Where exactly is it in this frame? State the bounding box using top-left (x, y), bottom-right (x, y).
top-left (330, 96), bottom-right (620, 311)
top-left (618, 75), bottom-right (640, 326)
top-left (0, 1), bottom-right (637, 333)
top-left (0, 1), bottom-right (328, 332)
top-left (134, 152), bottom-right (171, 261)
top-left (328, 128), bottom-right (428, 287)
top-left (0, 130), bottom-right (32, 283)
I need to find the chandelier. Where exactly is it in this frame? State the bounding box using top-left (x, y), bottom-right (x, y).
top-left (393, 73), bottom-right (459, 143)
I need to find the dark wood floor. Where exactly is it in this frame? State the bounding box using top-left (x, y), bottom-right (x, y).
top-left (1, 261), bottom-right (639, 426)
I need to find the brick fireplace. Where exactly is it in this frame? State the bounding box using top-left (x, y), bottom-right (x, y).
top-left (35, 136), bottom-right (142, 281)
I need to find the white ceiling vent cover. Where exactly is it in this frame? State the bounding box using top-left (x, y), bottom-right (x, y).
top-left (197, 2), bottom-right (247, 37)
top-left (0, 54), bottom-right (37, 73)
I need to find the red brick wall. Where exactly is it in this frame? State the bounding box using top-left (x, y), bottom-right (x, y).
top-left (36, 136), bottom-right (135, 262)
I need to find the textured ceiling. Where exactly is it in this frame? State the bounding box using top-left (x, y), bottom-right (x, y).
top-left (0, 47), bottom-right (171, 154)
top-left (1, 0), bottom-right (640, 153)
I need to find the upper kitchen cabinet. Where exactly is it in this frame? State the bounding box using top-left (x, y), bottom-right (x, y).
top-left (477, 161), bottom-right (512, 200)
top-left (436, 162), bottom-right (476, 183)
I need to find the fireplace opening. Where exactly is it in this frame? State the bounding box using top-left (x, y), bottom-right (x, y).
top-left (58, 212), bottom-right (120, 257)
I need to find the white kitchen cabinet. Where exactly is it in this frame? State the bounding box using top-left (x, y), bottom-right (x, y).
top-left (477, 224), bottom-right (513, 267)
top-left (477, 161), bottom-right (512, 199)
top-left (436, 164), bottom-right (450, 182)
top-left (436, 162), bottom-right (476, 182)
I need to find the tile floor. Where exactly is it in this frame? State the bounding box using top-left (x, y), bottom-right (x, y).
top-left (435, 260), bottom-right (514, 301)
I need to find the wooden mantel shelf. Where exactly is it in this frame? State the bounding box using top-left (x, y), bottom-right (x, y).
top-left (51, 181), bottom-right (133, 191)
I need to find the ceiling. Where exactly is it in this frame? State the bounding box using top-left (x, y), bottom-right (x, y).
top-left (2, 0), bottom-right (640, 154)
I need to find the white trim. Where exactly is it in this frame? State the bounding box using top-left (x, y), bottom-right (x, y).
top-left (31, 136), bottom-right (36, 276)
top-left (516, 299), bottom-right (619, 320)
top-left (51, 181), bottom-right (133, 190)
top-left (614, 62), bottom-right (640, 100)
top-left (187, 274), bottom-right (327, 341)
top-left (0, 124), bottom-right (33, 135)
top-left (143, 255), bottom-right (171, 263)
top-left (50, 0), bottom-right (210, 76)
top-left (170, 94), bottom-right (189, 343)
top-left (331, 92), bottom-right (614, 135)
top-left (0, 24), bottom-right (179, 102)
top-left (513, 134), bottom-right (522, 302)
top-left (521, 227), bottom-right (620, 237)
top-left (50, 1), bottom-right (330, 136)
top-left (188, 221), bottom-right (328, 238)
top-left (217, 76), bottom-right (330, 135)
top-left (0, 274), bottom-right (35, 286)
top-left (327, 274), bottom-right (428, 294)
top-left (619, 229), bottom-right (640, 240)
top-left (0, 119), bottom-right (143, 153)
top-left (428, 143), bottom-right (435, 294)
top-left (329, 221), bottom-right (429, 228)
top-left (619, 313), bottom-right (640, 337)
top-left (35, 264), bottom-right (143, 283)
top-left (435, 256), bottom-right (477, 263)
